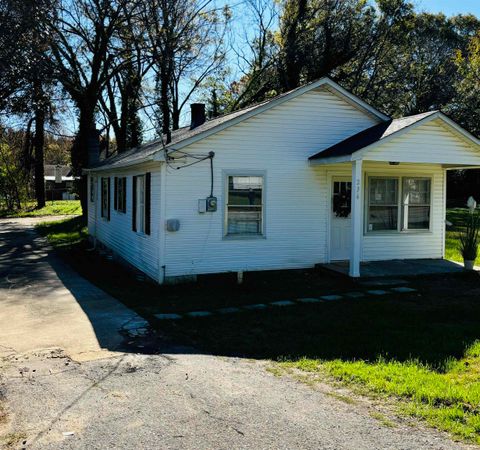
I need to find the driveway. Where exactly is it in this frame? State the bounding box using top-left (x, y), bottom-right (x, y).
top-left (0, 218), bottom-right (474, 449)
top-left (0, 217), bottom-right (147, 361)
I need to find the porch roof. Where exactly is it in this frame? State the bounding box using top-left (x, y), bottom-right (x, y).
top-left (309, 112), bottom-right (436, 161)
top-left (309, 111), bottom-right (480, 165)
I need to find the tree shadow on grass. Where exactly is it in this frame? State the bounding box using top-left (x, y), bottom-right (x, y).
top-left (161, 286), bottom-right (480, 371)
top-left (33, 217), bottom-right (480, 369)
top-left (59, 253), bottom-right (480, 368)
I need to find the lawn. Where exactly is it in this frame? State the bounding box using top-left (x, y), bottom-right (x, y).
top-left (38, 215), bottom-right (480, 445)
top-left (36, 216), bottom-right (88, 248)
top-left (0, 200), bottom-right (82, 218)
top-left (445, 208), bottom-right (480, 265)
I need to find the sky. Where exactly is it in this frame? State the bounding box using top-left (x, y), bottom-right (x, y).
top-left (417, 0), bottom-right (480, 16)
top-left (49, 0), bottom-right (480, 138)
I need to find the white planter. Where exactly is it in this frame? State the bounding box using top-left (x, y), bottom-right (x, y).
top-left (464, 259), bottom-right (475, 270)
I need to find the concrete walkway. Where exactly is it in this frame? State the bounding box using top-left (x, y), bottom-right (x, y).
top-left (0, 217), bottom-right (147, 361)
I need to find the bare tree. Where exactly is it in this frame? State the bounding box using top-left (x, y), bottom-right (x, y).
top-left (46, 0), bottom-right (136, 214)
top-left (98, 4), bottom-right (151, 153)
top-left (142, 0), bottom-right (230, 141)
top-left (229, 0), bottom-right (279, 109)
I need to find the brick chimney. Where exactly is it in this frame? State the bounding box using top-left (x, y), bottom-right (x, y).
top-left (190, 103), bottom-right (206, 130)
top-left (87, 128), bottom-right (101, 167)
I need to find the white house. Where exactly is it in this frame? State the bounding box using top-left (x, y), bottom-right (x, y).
top-left (85, 77), bottom-right (480, 283)
top-left (44, 165), bottom-right (77, 200)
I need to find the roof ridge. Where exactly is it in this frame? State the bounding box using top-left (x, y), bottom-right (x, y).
top-left (393, 110), bottom-right (439, 121)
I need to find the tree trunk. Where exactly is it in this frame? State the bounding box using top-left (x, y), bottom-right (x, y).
top-left (72, 104), bottom-right (96, 218)
top-left (281, 0), bottom-right (308, 91)
top-left (33, 82), bottom-right (46, 209)
top-left (160, 64), bottom-right (171, 143)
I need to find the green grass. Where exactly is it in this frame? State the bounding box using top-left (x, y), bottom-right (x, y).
top-left (445, 208), bottom-right (480, 265)
top-left (285, 343), bottom-right (480, 443)
top-left (38, 215), bottom-right (480, 445)
top-left (36, 216), bottom-right (87, 248)
top-left (0, 200), bottom-right (81, 218)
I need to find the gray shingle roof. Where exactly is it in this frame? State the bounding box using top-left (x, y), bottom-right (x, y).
top-left (309, 111), bottom-right (438, 160)
top-left (88, 100), bottom-right (275, 171)
top-left (87, 77), bottom-right (395, 172)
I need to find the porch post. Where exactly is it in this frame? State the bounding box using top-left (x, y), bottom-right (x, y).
top-left (350, 159), bottom-right (363, 277)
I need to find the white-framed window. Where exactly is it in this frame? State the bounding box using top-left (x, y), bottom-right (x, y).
top-left (114, 177), bottom-right (127, 213)
top-left (132, 173), bottom-right (151, 235)
top-left (402, 178), bottom-right (431, 230)
top-left (90, 176), bottom-right (95, 203)
top-left (101, 177), bottom-right (110, 220)
top-left (368, 178), bottom-right (399, 231)
top-left (226, 175), bottom-right (264, 236)
top-left (136, 175), bottom-right (145, 233)
top-left (367, 176), bottom-right (431, 233)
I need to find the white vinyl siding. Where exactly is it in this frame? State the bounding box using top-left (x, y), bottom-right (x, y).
top-left (163, 87), bottom-right (379, 277)
top-left (365, 120), bottom-right (480, 165)
top-left (87, 86), bottom-right (480, 282)
top-left (89, 167), bottom-right (161, 281)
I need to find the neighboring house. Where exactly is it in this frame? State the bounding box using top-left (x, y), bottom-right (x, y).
top-left (44, 165), bottom-right (77, 200)
top-left (85, 77), bottom-right (480, 282)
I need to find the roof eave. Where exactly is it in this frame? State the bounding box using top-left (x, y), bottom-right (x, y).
top-left (84, 152), bottom-right (164, 173)
top-left (308, 155), bottom-right (353, 165)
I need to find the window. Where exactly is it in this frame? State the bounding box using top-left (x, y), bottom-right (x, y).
top-left (132, 173), bottom-right (151, 235)
top-left (226, 175), bottom-right (263, 236)
top-left (101, 177), bottom-right (110, 220)
top-left (332, 181), bottom-right (352, 218)
top-left (367, 176), bottom-right (431, 232)
top-left (403, 178), bottom-right (431, 230)
top-left (114, 177), bottom-right (127, 213)
top-left (368, 178), bottom-right (399, 231)
top-left (90, 176), bottom-right (95, 203)
top-left (136, 175), bottom-right (145, 233)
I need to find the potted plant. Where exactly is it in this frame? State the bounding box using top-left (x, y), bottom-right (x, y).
top-left (459, 207), bottom-right (480, 270)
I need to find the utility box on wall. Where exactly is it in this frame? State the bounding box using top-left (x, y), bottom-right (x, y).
top-left (166, 219), bottom-right (180, 232)
top-left (206, 196), bottom-right (217, 212)
top-left (198, 199), bottom-right (207, 213)
top-left (198, 197), bottom-right (217, 213)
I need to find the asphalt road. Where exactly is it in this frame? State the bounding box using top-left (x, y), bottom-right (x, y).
top-left (0, 218), bottom-right (473, 450)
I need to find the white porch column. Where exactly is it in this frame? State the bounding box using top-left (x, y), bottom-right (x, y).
top-left (350, 159), bottom-right (363, 277)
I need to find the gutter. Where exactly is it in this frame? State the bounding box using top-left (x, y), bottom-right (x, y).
top-left (83, 151), bottom-right (166, 174)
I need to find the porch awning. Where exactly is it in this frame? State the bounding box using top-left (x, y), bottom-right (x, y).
top-left (309, 111), bottom-right (480, 166)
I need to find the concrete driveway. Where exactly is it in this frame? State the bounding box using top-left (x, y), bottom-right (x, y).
top-left (0, 218), bottom-right (473, 449)
top-left (0, 217), bottom-right (147, 361)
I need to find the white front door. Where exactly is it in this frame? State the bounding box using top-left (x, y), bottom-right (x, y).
top-left (330, 178), bottom-right (352, 261)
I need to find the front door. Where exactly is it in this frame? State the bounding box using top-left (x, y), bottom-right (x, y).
top-left (330, 178), bottom-right (352, 261)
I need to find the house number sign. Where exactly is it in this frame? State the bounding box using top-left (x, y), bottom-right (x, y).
top-left (355, 178), bottom-right (361, 200)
